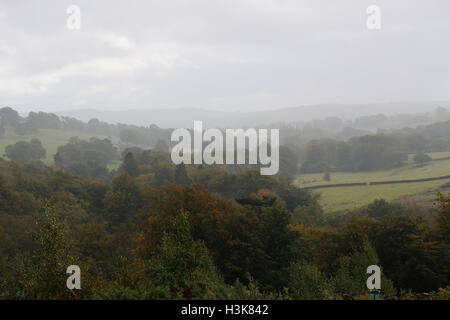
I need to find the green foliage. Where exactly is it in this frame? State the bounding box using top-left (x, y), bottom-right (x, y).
top-left (153, 162), bottom-right (175, 185)
top-left (288, 262), bottom-right (335, 300)
top-left (25, 203), bottom-right (75, 299)
top-left (54, 137), bottom-right (118, 180)
top-left (258, 204), bottom-right (301, 290)
top-left (292, 203), bottom-right (325, 226)
top-left (301, 135), bottom-right (408, 173)
top-left (93, 282), bottom-right (171, 300)
top-left (364, 199), bottom-right (403, 218)
top-left (120, 152), bottom-right (140, 177)
top-left (413, 152), bottom-right (432, 164)
top-left (436, 193), bottom-right (450, 244)
top-left (0, 107), bottom-right (20, 127)
top-left (368, 215), bottom-right (446, 291)
top-left (154, 139), bottom-right (169, 152)
top-left (5, 139), bottom-right (46, 163)
top-left (432, 286), bottom-right (450, 300)
top-left (14, 121), bottom-right (38, 135)
top-left (332, 240), bottom-right (379, 296)
top-left (380, 275), bottom-right (397, 298)
top-left (105, 173), bottom-right (143, 226)
top-left (277, 146), bottom-right (298, 179)
top-left (205, 278), bottom-right (277, 300)
top-left (28, 112), bottom-right (61, 130)
top-left (146, 211), bottom-right (224, 299)
top-left (0, 146), bottom-right (448, 300)
top-left (175, 163), bottom-right (192, 185)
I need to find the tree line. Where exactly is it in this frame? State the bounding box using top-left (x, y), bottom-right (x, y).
top-left (0, 157), bottom-right (448, 299)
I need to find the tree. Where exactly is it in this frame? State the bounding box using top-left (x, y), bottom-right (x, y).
top-left (369, 215), bottom-right (443, 291)
top-left (28, 112), bottom-right (61, 129)
top-left (436, 193), bottom-right (450, 244)
top-left (365, 199), bottom-right (403, 218)
top-left (278, 146), bottom-right (298, 179)
top-left (350, 135), bottom-right (407, 171)
top-left (146, 211), bottom-right (223, 299)
top-left (258, 204), bottom-right (302, 290)
top-left (26, 203), bottom-right (75, 299)
top-left (136, 184), bottom-right (266, 286)
top-left (413, 152), bottom-right (432, 164)
top-left (14, 121), bottom-right (38, 135)
top-left (300, 142), bottom-right (329, 173)
top-left (105, 173), bottom-right (143, 225)
top-left (154, 139), bottom-right (169, 152)
top-left (120, 152), bottom-right (140, 177)
top-left (5, 139), bottom-right (46, 163)
top-left (405, 135), bottom-right (430, 154)
top-left (153, 163), bottom-right (175, 186)
top-left (119, 129), bottom-right (140, 144)
top-left (87, 118), bottom-right (100, 133)
top-left (175, 163), bottom-right (192, 185)
top-left (288, 262), bottom-right (334, 300)
top-left (332, 240), bottom-right (379, 296)
top-left (335, 141), bottom-right (353, 171)
top-left (0, 107), bottom-right (20, 127)
top-left (54, 137), bottom-right (117, 179)
top-left (61, 116), bottom-right (85, 131)
top-left (292, 202), bottom-right (325, 226)
top-left (434, 193), bottom-right (450, 288)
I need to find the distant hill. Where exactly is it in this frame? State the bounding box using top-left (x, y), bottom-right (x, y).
top-left (57, 101), bottom-right (450, 128)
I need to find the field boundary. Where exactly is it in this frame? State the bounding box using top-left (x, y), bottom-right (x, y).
top-left (432, 156), bottom-right (450, 161)
top-left (302, 175), bottom-right (450, 190)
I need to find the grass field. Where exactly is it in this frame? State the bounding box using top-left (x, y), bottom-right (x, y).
top-left (0, 126), bottom-right (117, 165)
top-left (294, 153), bottom-right (450, 213)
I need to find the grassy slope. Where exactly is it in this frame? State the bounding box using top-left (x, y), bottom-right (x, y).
top-left (295, 153), bottom-right (450, 213)
top-left (0, 126), bottom-right (118, 165)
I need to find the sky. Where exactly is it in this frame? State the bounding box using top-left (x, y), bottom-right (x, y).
top-left (0, 0), bottom-right (449, 113)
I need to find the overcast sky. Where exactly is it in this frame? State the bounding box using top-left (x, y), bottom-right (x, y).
top-left (0, 0), bottom-right (449, 113)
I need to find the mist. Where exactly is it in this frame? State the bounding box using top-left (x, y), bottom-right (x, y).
top-left (1, 0), bottom-right (449, 119)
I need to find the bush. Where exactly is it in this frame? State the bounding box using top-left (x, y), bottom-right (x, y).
top-left (145, 212), bottom-right (225, 299)
top-left (332, 241), bottom-right (378, 296)
top-left (292, 203), bottom-right (325, 226)
top-left (432, 287), bottom-right (450, 300)
top-left (4, 139), bottom-right (46, 163)
top-left (288, 262), bottom-right (335, 300)
top-left (414, 153), bottom-right (432, 164)
top-left (365, 199), bottom-right (403, 218)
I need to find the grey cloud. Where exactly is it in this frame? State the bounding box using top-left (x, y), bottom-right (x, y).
top-left (0, 0), bottom-right (449, 114)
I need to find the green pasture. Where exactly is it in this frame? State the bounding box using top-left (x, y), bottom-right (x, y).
top-left (0, 126), bottom-right (116, 165)
top-left (295, 152), bottom-right (450, 213)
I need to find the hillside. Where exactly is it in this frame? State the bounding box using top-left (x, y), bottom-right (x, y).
top-left (0, 126), bottom-right (115, 165)
top-left (295, 152), bottom-right (450, 213)
top-left (57, 101), bottom-right (450, 128)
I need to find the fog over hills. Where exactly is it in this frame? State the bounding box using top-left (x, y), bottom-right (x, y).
top-left (57, 101), bottom-right (450, 128)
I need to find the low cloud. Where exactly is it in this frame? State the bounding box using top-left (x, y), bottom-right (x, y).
top-left (0, 0), bottom-right (449, 113)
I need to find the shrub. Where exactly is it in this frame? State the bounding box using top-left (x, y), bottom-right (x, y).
top-left (413, 153), bottom-right (432, 164)
top-left (288, 262), bottom-right (335, 300)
